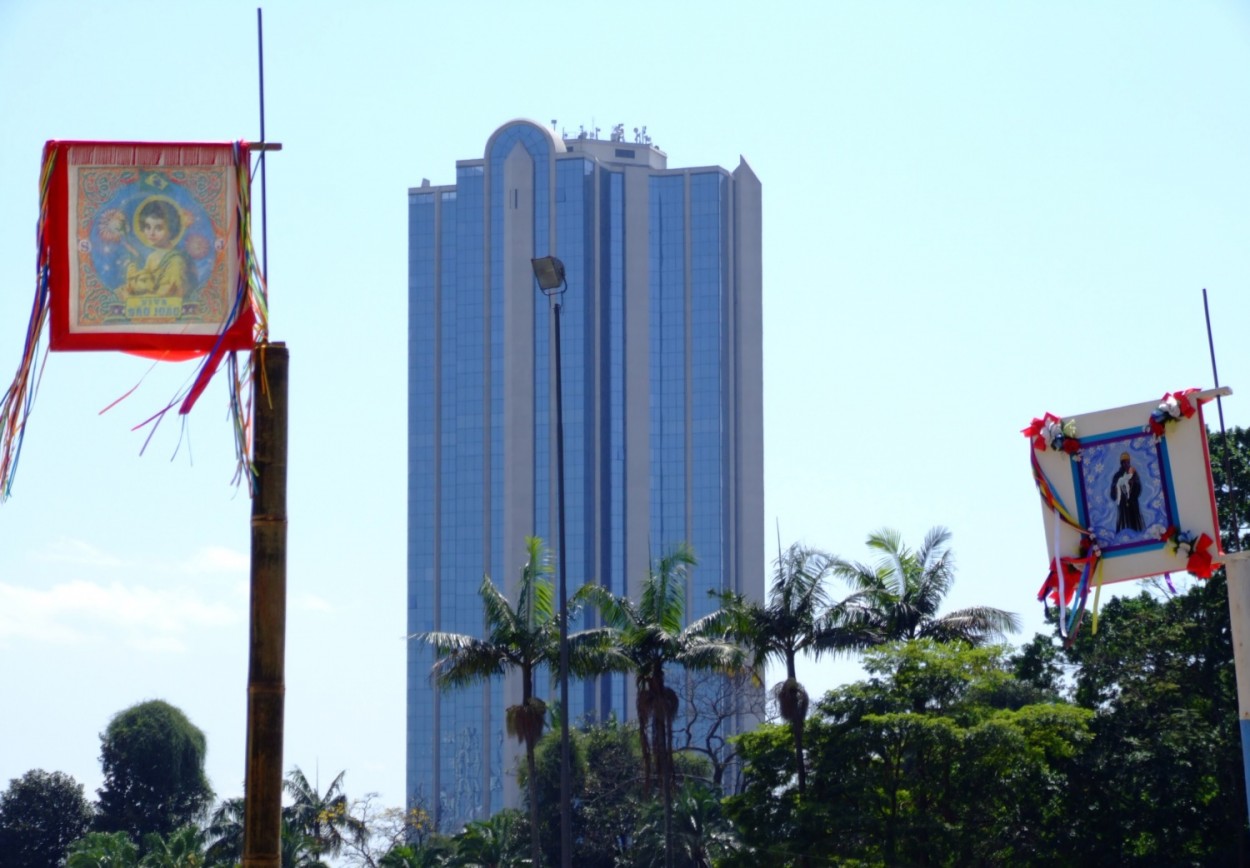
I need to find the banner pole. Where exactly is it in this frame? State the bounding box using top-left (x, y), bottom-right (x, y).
top-left (241, 343), bottom-right (289, 867)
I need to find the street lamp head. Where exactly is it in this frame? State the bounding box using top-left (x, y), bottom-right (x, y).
top-left (531, 255), bottom-right (567, 295)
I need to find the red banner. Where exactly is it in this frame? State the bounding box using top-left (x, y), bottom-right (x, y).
top-left (43, 141), bottom-right (256, 353)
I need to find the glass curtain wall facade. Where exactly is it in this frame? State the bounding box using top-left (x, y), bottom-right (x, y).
top-left (407, 119), bottom-right (763, 829)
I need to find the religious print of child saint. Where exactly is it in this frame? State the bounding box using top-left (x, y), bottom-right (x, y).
top-left (75, 165), bottom-right (233, 333)
top-left (1031, 390), bottom-right (1226, 586)
top-left (44, 142), bottom-right (253, 352)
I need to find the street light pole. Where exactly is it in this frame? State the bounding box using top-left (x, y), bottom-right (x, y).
top-left (531, 256), bottom-right (573, 868)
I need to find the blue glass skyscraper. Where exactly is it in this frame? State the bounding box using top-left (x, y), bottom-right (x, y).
top-left (407, 119), bottom-right (763, 829)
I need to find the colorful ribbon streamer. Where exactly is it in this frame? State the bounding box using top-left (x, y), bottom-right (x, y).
top-left (0, 149), bottom-right (57, 500)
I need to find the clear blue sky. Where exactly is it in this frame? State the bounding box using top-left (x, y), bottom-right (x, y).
top-left (2, 0), bottom-right (1249, 817)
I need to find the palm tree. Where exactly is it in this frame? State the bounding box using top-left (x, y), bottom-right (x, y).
top-left (66, 832), bottom-right (138, 868)
top-left (138, 826), bottom-right (206, 867)
top-left (204, 797), bottom-right (244, 865)
top-left (726, 542), bottom-right (872, 797)
top-left (831, 526), bottom-right (1020, 646)
top-left (278, 817), bottom-right (332, 868)
top-left (411, 537), bottom-right (581, 868)
top-left (583, 543), bottom-right (746, 868)
top-left (283, 767), bottom-right (366, 861)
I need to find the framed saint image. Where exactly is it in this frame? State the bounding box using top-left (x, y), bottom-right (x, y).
top-left (1032, 389), bottom-right (1224, 586)
top-left (43, 141), bottom-right (256, 352)
top-left (1073, 433), bottom-right (1173, 554)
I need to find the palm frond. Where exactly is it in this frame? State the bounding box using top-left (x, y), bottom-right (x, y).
top-left (517, 536), bottom-right (554, 629)
top-left (582, 583), bottom-right (639, 631)
top-left (912, 529), bottom-right (955, 612)
top-left (921, 605), bottom-right (1020, 644)
top-left (683, 607), bottom-right (734, 641)
top-left (410, 629), bottom-right (477, 655)
top-left (830, 557), bottom-right (884, 594)
top-left (677, 638), bottom-right (748, 674)
top-left (641, 543), bottom-right (696, 632)
top-left (478, 574), bottom-right (520, 640)
top-left (772, 544), bottom-right (834, 605)
top-left (419, 634), bottom-right (508, 687)
top-left (917, 525), bottom-right (954, 573)
top-left (567, 632), bottom-right (633, 677)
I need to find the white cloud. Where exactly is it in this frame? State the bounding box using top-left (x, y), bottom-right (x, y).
top-left (0, 579), bottom-right (242, 650)
top-left (32, 537), bottom-right (125, 568)
top-left (28, 537), bottom-right (249, 579)
top-left (178, 546), bottom-right (249, 574)
top-left (293, 594), bottom-right (334, 613)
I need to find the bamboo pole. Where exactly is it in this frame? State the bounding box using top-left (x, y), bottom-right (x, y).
top-left (242, 343), bottom-right (289, 868)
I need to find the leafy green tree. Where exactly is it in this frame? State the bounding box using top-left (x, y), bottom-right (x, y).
top-left (526, 718), bottom-right (642, 867)
top-left (66, 832), bottom-right (139, 868)
top-left (447, 809), bottom-right (528, 867)
top-left (718, 725), bottom-right (800, 868)
top-left (1209, 426), bottom-right (1250, 552)
top-left (1057, 576), bottom-right (1248, 864)
top-left (379, 842), bottom-right (452, 868)
top-left (727, 641), bottom-right (1093, 866)
top-left (0, 769), bottom-right (94, 868)
top-left (95, 701), bottom-right (213, 845)
top-left (831, 526), bottom-right (1020, 650)
top-left (630, 782), bottom-right (737, 868)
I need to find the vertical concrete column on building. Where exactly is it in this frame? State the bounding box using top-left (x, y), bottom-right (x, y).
top-left (429, 191), bottom-right (445, 823)
top-left (622, 164), bottom-right (652, 720)
top-left (500, 142), bottom-right (537, 812)
top-left (587, 158), bottom-right (607, 722)
top-left (732, 158), bottom-right (766, 737)
top-left (732, 159), bottom-right (764, 606)
top-left (722, 170), bottom-right (738, 600)
top-left (682, 171), bottom-right (695, 619)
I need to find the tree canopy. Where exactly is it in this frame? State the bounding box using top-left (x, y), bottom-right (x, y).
top-left (0, 769), bottom-right (94, 868)
top-left (94, 700), bottom-right (213, 844)
top-left (727, 640), bottom-right (1094, 866)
